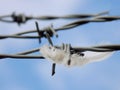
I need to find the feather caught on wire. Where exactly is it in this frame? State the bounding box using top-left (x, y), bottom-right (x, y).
top-left (40, 44), bottom-right (114, 67)
top-left (0, 11), bottom-right (120, 75)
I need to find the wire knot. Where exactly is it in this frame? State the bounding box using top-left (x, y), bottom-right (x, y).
top-left (43, 24), bottom-right (58, 38)
top-left (11, 12), bottom-right (29, 25)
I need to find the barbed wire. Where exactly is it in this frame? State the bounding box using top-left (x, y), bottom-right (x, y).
top-left (0, 44), bottom-right (120, 59)
top-left (0, 11), bottom-right (108, 25)
top-left (0, 12), bottom-right (120, 76)
top-left (0, 12), bottom-right (120, 60)
top-left (0, 14), bottom-right (120, 40)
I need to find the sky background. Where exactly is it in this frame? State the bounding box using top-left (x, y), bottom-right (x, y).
top-left (0, 0), bottom-right (120, 90)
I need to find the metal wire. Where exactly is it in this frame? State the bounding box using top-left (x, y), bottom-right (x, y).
top-left (0, 12), bottom-right (120, 60)
top-left (0, 11), bottom-right (108, 25)
top-left (0, 44), bottom-right (120, 59)
top-left (0, 54), bottom-right (44, 59)
top-left (1, 14), bottom-right (120, 40)
top-left (0, 35), bottom-right (40, 39)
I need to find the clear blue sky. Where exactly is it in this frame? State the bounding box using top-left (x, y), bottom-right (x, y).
top-left (0, 0), bottom-right (120, 90)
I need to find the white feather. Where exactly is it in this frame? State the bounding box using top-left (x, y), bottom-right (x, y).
top-left (40, 45), bottom-right (113, 67)
top-left (40, 45), bottom-right (67, 64)
top-left (64, 51), bottom-right (114, 67)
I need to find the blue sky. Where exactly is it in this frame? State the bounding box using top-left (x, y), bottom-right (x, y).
top-left (0, 0), bottom-right (120, 90)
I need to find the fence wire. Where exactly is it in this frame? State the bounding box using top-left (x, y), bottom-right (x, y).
top-left (1, 14), bottom-right (120, 40)
top-left (0, 11), bottom-right (108, 25)
top-left (0, 44), bottom-right (120, 59)
top-left (0, 11), bottom-right (120, 60)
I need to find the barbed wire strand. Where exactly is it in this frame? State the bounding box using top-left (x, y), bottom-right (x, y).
top-left (0, 54), bottom-right (44, 59)
top-left (0, 35), bottom-right (40, 39)
top-left (0, 11), bottom-right (108, 25)
top-left (0, 44), bottom-right (120, 59)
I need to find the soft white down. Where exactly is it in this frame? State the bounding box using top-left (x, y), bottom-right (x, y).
top-left (40, 45), bottom-right (113, 67)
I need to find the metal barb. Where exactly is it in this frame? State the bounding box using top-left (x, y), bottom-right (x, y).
top-left (49, 24), bottom-right (58, 38)
top-left (35, 21), bottom-right (42, 43)
top-left (45, 32), bottom-right (53, 46)
top-left (11, 12), bottom-right (27, 25)
top-left (52, 63), bottom-right (56, 76)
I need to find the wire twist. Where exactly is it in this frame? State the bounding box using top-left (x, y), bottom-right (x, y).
top-left (0, 11), bottom-right (108, 25)
top-left (0, 44), bottom-right (120, 59)
top-left (0, 14), bottom-right (120, 40)
top-left (0, 11), bottom-right (120, 60)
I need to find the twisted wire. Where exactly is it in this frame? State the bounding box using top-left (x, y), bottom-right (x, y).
top-left (0, 44), bottom-right (120, 59)
top-left (1, 14), bottom-right (120, 40)
top-left (0, 12), bottom-right (120, 60)
top-left (0, 11), bottom-right (108, 25)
